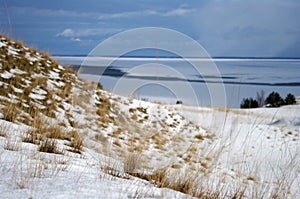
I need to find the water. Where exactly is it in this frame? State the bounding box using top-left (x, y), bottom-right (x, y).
top-left (54, 56), bottom-right (300, 108)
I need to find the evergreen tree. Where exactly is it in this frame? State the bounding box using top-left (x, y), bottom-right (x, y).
top-left (240, 97), bottom-right (258, 109)
top-left (285, 93), bottom-right (296, 105)
top-left (265, 91), bottom-right (284, 107)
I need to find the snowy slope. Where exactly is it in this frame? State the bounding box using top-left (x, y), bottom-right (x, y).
top-left (180, 105), bottom-right (300, 196)
top-left (0, 35), bottom-right (198, 198)
top-left (0, 34), bottom-right (300, 198)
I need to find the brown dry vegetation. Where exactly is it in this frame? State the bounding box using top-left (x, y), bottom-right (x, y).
top-left (3, 103), bottom-right (19, 122)
top-left (123, 152), bottom-right (141, 174)
top-left (0, 35), bottom-right (77, 125)
top-left (0, 35), bottom-right (86, 155)
top-left (39, 139), bottom-right (58, 154)
top-left (66, 130), bottom-right (84, 154)
top-left (129, 168), bottom-right (248, 198)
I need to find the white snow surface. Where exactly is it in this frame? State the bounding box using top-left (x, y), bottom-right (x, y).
top-left (10, 68), bottom-right (27, 75)
top-left (1, 92), bottom-right (299, 198)
top-left (7, 46), bottom-right (19, 56)
top-left (0, 41), bottom-right (6, 48)
top-left (0, 71), bottom-right (13, 79)
top-left (49, 71), bottom-right (60, 80)
top-left (0, 119), bottom-right (187, 199)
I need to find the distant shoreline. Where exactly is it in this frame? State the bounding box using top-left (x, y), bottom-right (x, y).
top-left (53, 55), bottom-right (300, 60)
top-left (73, 65), bottom-right (300, 87)
top-left (53, 56), bottom-right (300, 64)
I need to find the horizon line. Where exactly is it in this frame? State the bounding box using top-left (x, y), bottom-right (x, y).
top-left (52, 55), bottom-right (300, 59)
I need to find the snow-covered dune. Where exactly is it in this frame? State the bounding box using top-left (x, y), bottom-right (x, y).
top-left (0, 34), bottom-right (299, 198)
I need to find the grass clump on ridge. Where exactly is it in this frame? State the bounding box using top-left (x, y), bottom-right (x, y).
top-left (39, 139), bottom-right (59, 154)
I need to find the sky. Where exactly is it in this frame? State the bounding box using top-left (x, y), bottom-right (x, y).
top-left (1, 0), bottom-right (300, 57)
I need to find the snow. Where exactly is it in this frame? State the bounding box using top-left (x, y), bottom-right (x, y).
top-left (0, 71), bottom-right (13, 79)
top-left (0, 119), bottom-right (187, 199)
top-left (52, 94), bottom-right (63, 102)
top-left (29, 93), bottom-right (46, 100)
top-left (49, 71), bottom-right (60, 80)
top-left (7, 46), bottom-right (19, 56)
top-left (1, 85), bottom-right (300, 198)
top-left (58, 65), bottom-right (64, 70)
top-left (0, 41), bottom-right (6, 48)
top-left (7, 94), bottom-right (19, 103)
top-left (32, 87), bottom-right (47, 95)
top-left (10, 68), bottom-right (27, 75)
top-left (25, 52), bottom-right (39, 62)
top-left (28, 87), bottom-right (47, 101)
top-left (12, 86), bottom-right (23, 94)
top-left (53, 68), bottom-right (61, 73)
top-left (51, 80), bottom-right (65, 87)
top-left (270, 117), bottom-right (300, 127)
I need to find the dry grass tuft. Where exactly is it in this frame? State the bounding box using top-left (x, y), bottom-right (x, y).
top-left (132, 167), bottom-right (169, 186)
top-left (4, 137), bottom-right (20, 151)
top-left (46, 126), bottom-right (65, 140)
top-left (112, 128), bottom-right (122, 137)
top-left (0, 123), bottom-right (8, 137)
top-left (3, 103), bottom-right (19, 122)
top-left (113, 140), bottom-right (122, 147)
top-left (101, 158), bottom-right (130, 179)
top-left (67, 130), bottom-right (84, 154)
top-left (195, 134), bottom-right (205, 140)
top-left (96, 95), bottom-right (112, 120)
top-left (131, 168), bottom-right (249, 198)
top-left (22, 129), bottom-right (39, 144)
top-left (39, 139), bottom-right (59, 154)
top-left (32, 115), bottom-right (46, 131)
top-left (124, 153), bottom-right (141, 174)
top-left (0, 130), bottom-right (6, 137)
top-left (28, 159), bottom-right (46, 178)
